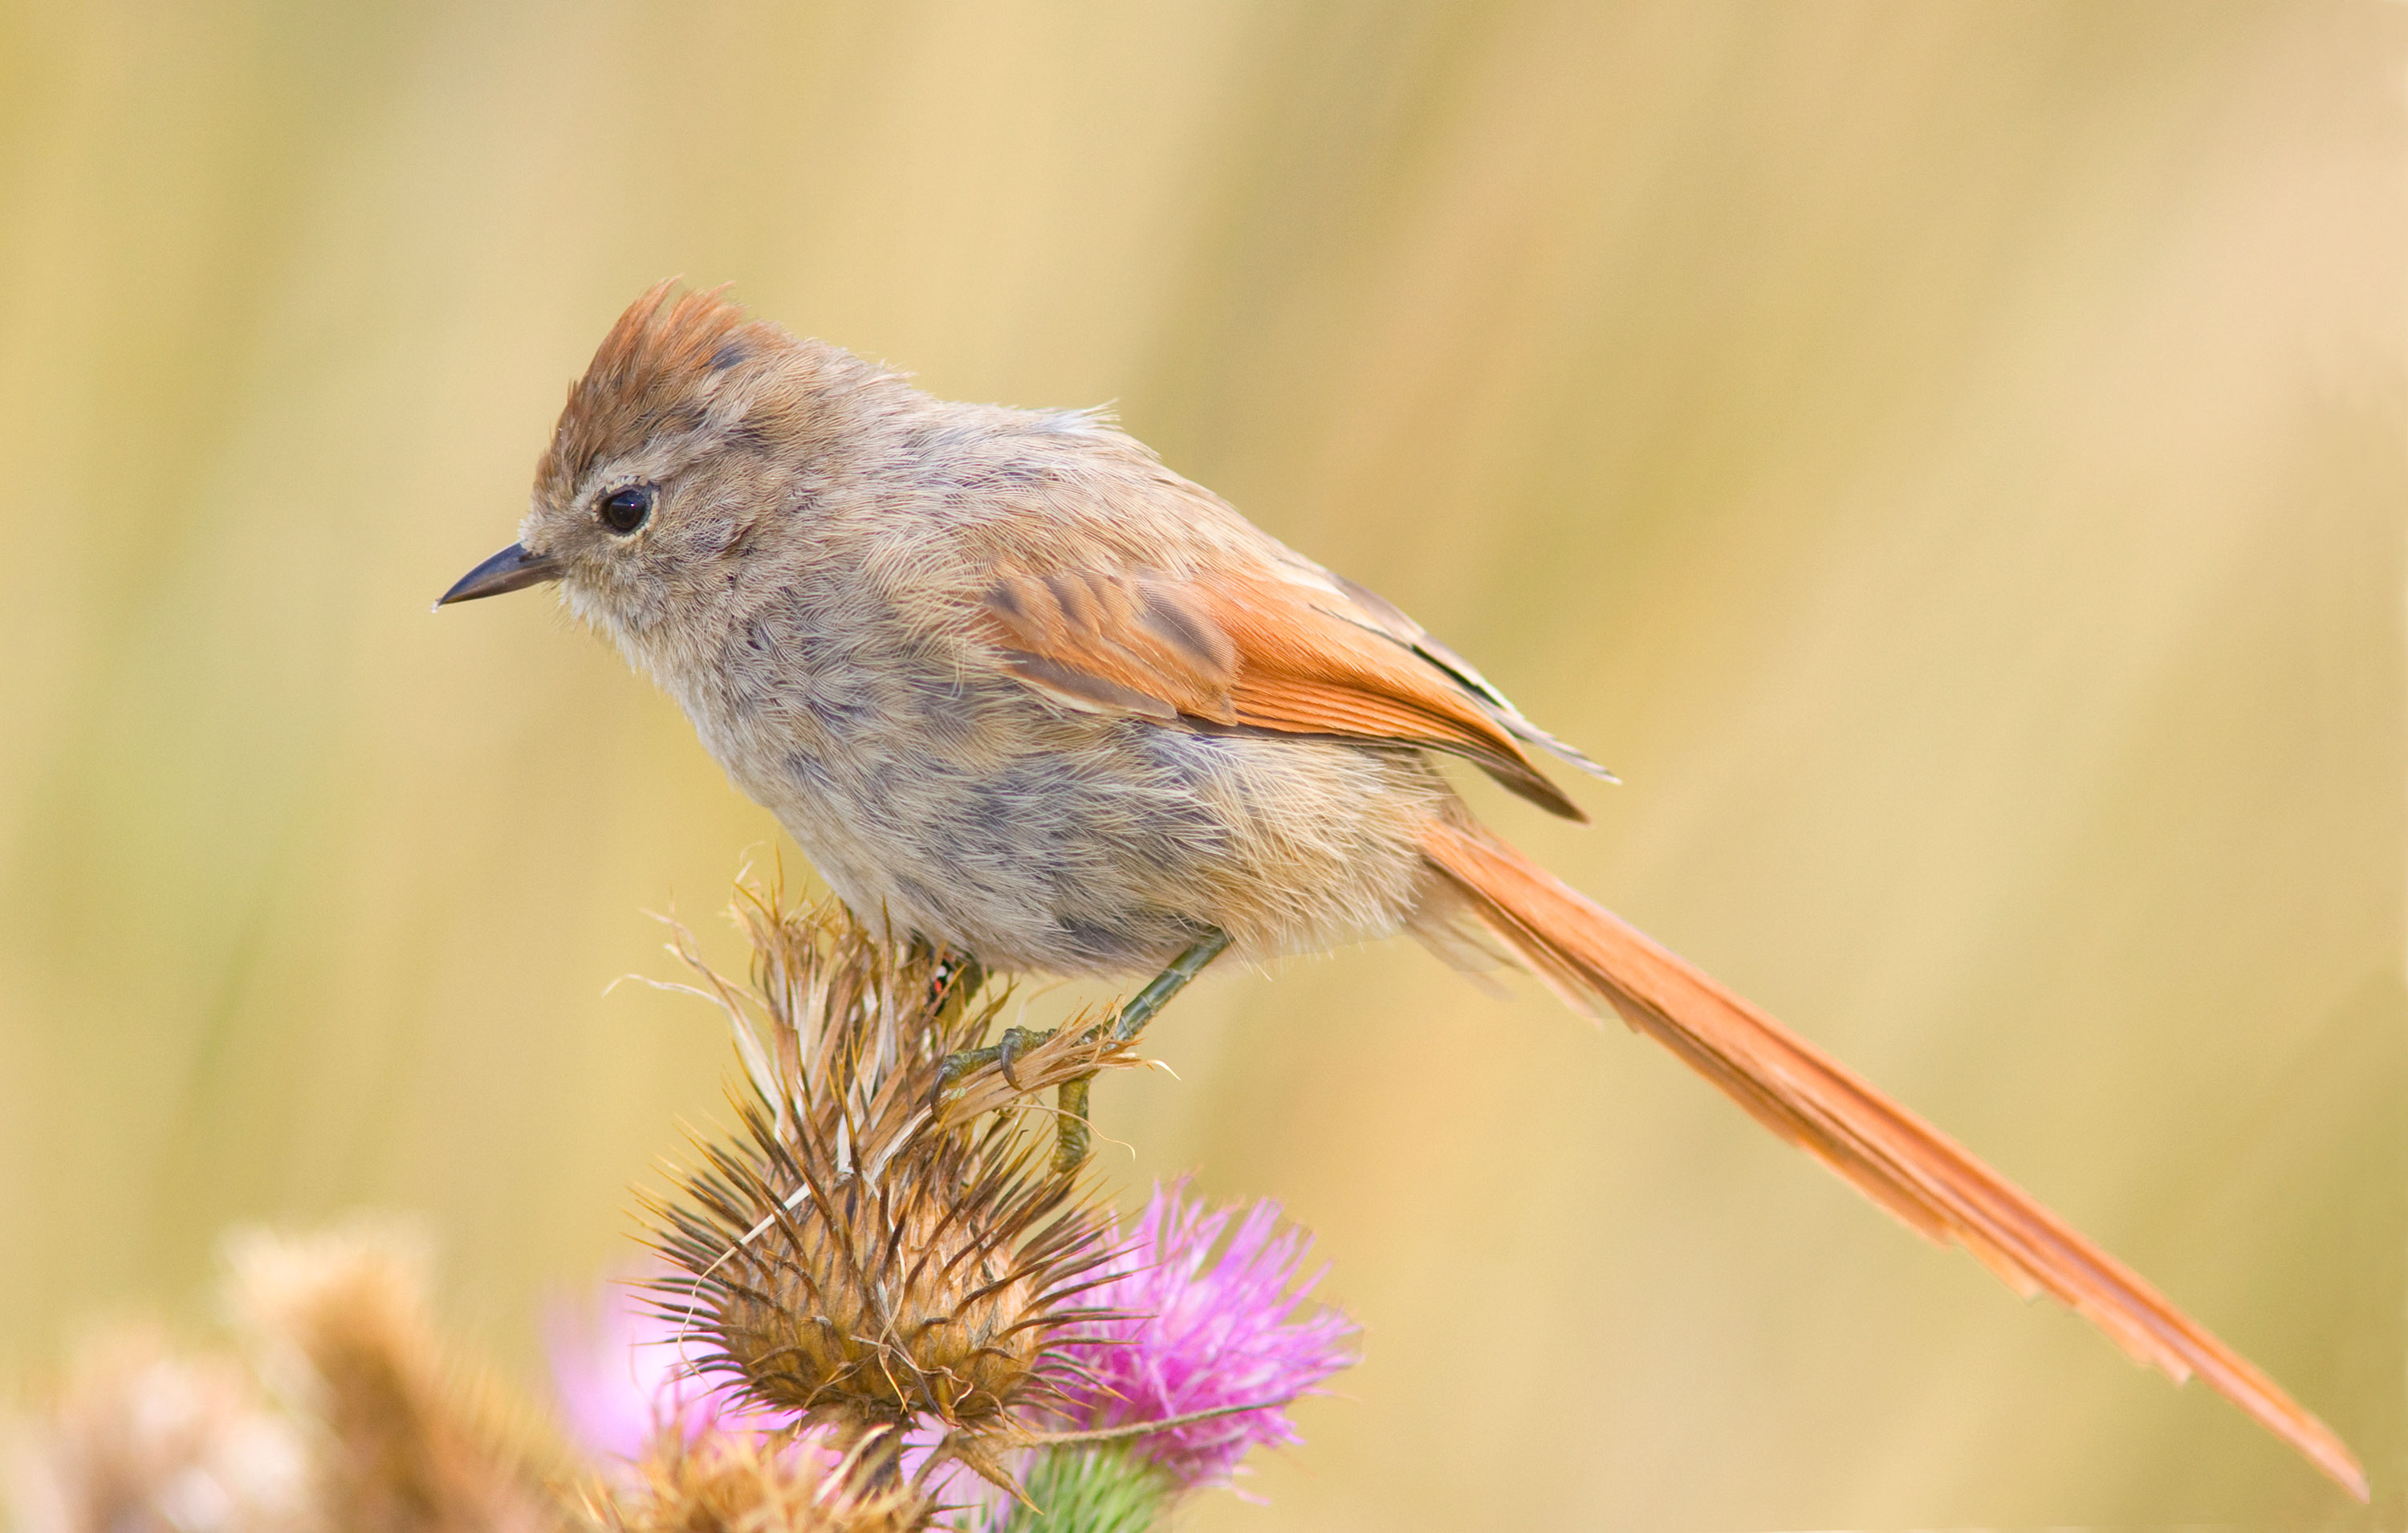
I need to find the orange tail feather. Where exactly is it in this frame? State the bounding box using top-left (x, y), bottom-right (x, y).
top-left (1418, 818), bottom-right (2365, 1500)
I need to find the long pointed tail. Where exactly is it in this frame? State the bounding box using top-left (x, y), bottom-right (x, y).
top-left (1418, 818), bottom-right (2365, 1500)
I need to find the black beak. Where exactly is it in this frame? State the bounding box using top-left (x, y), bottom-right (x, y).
top-left (435, 543), bottom-right (563, 608)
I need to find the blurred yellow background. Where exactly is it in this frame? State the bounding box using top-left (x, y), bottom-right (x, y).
top-left (2, 1), bottom-right (2400, 1525)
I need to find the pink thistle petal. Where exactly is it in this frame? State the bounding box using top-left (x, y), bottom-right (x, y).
top-left (1051, 1184), bottom-right (1357, 1490)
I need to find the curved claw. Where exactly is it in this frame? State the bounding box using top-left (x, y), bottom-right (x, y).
top-left (997, 1028), bottom-right (1029, 1092)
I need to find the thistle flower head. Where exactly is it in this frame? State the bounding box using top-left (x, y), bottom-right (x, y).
top-left (1047, 1185), bottom-right (1357, 1490)
top-left (654, 1108), bottom-right (1108, 1433)
top-left (641, 890), bottom-right (1137, 1480)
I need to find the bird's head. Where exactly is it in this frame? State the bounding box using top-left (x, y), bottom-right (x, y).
top-left (437, 281), bottom-right (896, 655)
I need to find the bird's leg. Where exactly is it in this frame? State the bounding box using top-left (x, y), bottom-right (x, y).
top-left (936, 930), bottom-right (1233, 1170)
top-left (1052, 1074), bottom-right (1094, 1172)
top-left (1107, 929), bottom-right (1234, 1045)
top-left (1052, 929), bottom-right (1231, 1172)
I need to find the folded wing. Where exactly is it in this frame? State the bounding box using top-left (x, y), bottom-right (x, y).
top-left (977, 562), bottom-right (1601, 818)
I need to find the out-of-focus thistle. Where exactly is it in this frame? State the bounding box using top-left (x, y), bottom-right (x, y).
top-left (5, 1220), bottom-right (576, 1533)
top-left (639, 888), bottom-right (1152, 1504)
top-left (226, 1221), bottom-right (571, 1533)
top-left (2, 1327), bottom-right (314, 1533)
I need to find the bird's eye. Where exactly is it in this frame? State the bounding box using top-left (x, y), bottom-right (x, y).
top-left (600, 484), bottom-right (654, 535)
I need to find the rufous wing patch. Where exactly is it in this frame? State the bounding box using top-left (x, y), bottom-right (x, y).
top-left (977, 563), bottom-right (1588, 820)
top-left (981, 567), bottom-right (1235, 722)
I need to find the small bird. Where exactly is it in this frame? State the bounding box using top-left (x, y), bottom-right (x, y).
top-left (441, 282), bottom-right (2363, 1498)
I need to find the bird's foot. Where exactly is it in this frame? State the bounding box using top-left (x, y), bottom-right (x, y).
top-left (936, 1026), bottom-right (1056, 1090)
